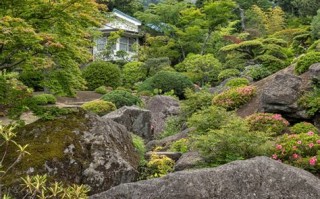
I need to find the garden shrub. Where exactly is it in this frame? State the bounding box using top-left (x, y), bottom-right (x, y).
top-left (144, 57), bottom-right (171, 77)
top-left (244, 64), bottom-right (272, 81)
top-left (187, 106), bottom-right (234, 135)
top-left (138, 71), bottom-right (193, 99)
top-left (272, 131), bottom-right (320, 174)
top-left (225, 78), bottom-right (250, 87)
top-left (246, 113), bottom-right (289, 136)
top-left (132, 134), bottom-right (146, 165)
top-left (181, 88), bottom-right (213, 118)
top-left (193, 117), bottom-right (271, 166)
top-left (81, 100), bottom-right (116, 116)
top-left (101, 90), bottom-right (141, 108)
top-left (290, 122), bottom-right (319, 134)
top-left (32, 94), bottom-right (57, 105)
top-left (94, 86), bottom-right (110, 94)
top-left (82, 61), bottom-right (121, 90)
top-left (169, 138), bottom-right (189, 153)
top-left (159, 116), bottom-right (184, 139)
top-left (146, 153), bottom-right (175, 179)
top-left (19, 70), bottom-right (44, 91)
top-left (212, 86), bottom-right (256, 110)
top-left (298, 88), bottom-right (320, 116)
top-left (122, 61), bottom-right (147, 88)
top-left (295, 52), bottom-right (320, 75)
top-left (218, 69), bottom-right (240, 82)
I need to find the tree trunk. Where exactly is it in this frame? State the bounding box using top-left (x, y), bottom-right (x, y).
top-left (201, 30), bottom-right (212, 55)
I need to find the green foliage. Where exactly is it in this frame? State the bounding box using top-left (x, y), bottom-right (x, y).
top-left (246, 113), bottom-right (289, 136)
top-left (146, 153), bottom-right (175, 179)
top-left (299, 88), bottom-right (320, 116)
top-left (187, 106), bottom-right (234, 135)
top-left (181, 88), bottom-right (213, 118)
top-left (32, 94), bottom-right (56, 105)
top-left (138, 71), bottom-right (193, 99)
top-left (290, 122), bottom-right (319, 134)
top-left (94, 86), bottom-right (109, 95)
top-left (31, 107), bottom-right (75, 121)
top-left (311, 9), bottom-right (320, 39)
top-left (175, 54), bottom-right (222, 86)
top-left (159, 116), bottom-right (184, 139)
top-left (225, 78), bottom-right (250, 87)
top-left (21, 174), bottom-right (90, 199)
top-left (132, 134), bottom-right (146, 165)
top-left (144, 57), bottom-right (172, 77)
top-left (169, 138), bottom-right (189, 154)
top-left (272, 132), bottom-right (320, 175)
top-left (82, 61), bottom-right (121, 90)
top-left (295, 52), bottom-right (320, 75)
top-left (19, 70), bottom-right (44, 91)
top-left (101, 90), bottom-right (141, 108)
top-left (244, 64), bottom-right (272, 80)
top-left (212, 86), bottom-right (256, 110)
top-left (122, 61), bottom-right (147, 88)
top-left (193, 117), bottom-right (271, 166)
top-left (218, 69), bottom-right (240, 82)
top-left (81, 100), bottom-right (116, 116)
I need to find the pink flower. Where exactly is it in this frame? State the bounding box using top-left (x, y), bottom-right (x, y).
top-left (292, 153), bottom-right (299, 159)
top-left (272, 154), bottom-right (278, 159)
top-left (307, 131), bottom-right (314, 136)
top-left (309, 143), bottom-right (315, 148)
top-left (292, 146), bottom-right (297, 150)
top-left (309, 157), bottom-right (317, 166)
top-left (276, 144), bottom-right (282, 150)
top-left (317, 140), bottom-right (320, 144)
top-left (297, 140), bottom-right (302, 145)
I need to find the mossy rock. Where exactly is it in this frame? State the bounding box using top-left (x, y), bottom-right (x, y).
top-left (3, 108), bottom-right (139, 196)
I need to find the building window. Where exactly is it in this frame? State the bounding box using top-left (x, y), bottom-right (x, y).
top-left (96, 37), bottom-right (107, 51)
top-left (119, 37), bottom-right (137, 52)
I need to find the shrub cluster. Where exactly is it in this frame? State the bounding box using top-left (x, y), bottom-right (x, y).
top-left (169, 138), bottom-right (189, 153)
top-left (272, 131), bottom-right (320, 174)
top-left (298, 88), bottom-right (320, 116)
top-left (295, 52), bottom-right (320, 75)
top-left (81, 100), bottom-right (116, 116)
top-left (225, 78), bottom-right (250, 87)
top-left (246, 113), bottom-right (289, 136)
top-left (290, 122), bottom-right (319, 134)
top-left (212, 86), bottom-right (256, 110)
top-left (101, 90), bottom-right (141, 108)
top-left (82, 61), bottom-right (121, 90)
top-left (218, 69), bottom-right (240, 82)
top-left (132, 134), bottom-right (146, 165)
top-left (146, 153), bottom-right (175, 179)
top-left (94, 86), bottom-right (110, 95)
top-left (32, 94), bottom-right (57, 105)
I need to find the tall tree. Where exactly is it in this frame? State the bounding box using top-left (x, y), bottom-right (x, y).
top-left (0, 0), bottom-right (106, 95)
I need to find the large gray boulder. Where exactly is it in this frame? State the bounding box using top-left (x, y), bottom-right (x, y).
top-left (102, 106), bottom-right (152, 141)
top-left (9, 109), bottom-right (139, 196)
top-left (146, 95), bottom-right (180, 137)
top-left (309, 63), bottom-right (320, 79)
top-left (90, 157), bottom-right (320, 199)
top-left (261, 73), bottom-right (308, 118)
top-left (174, 151), bottom-right (204, 171)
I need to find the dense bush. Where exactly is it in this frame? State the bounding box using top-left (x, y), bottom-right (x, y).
top-left (181, 88), bottom-right (213, 118)
top-left (299, 88), bottom-right (320, 116)
top-left (225, 78), bottom-right (250, 87)
top-left (193, 117), bottom-right (271, 166)
top-left (81, 100), bottom-right (116, 116)
top-left (169, 138), bottom-right (189, 153)
top-left (122, 61), bottom-right (147, 88)
top-left (244, 65), bottom-right (272, 81)
top-left (132, 134), bottom-right (146, 165)
top-left (295, 52), bottom-right (320, 75)
top-left (138, 71), bottom-right (193, 99)
top-left (19, 70), bottom-right (44, 91)
top-left (212, 86), bottom-right (256, 110)
top-left (144, 57), bottom-right (172, 77)
top-left (159, 116), bottom-right (184, 139)
top-left (32, 94), bottom-right (57, 105)
top-left (290, 122), bottom-right (319, 134)
top-left (101, 90), bottom-right (141, 108)
top-left (146, 153), bottom-right (175, 179)
top-left (82, 61), bottom-right (121, 90)
top-left (187, 106), bottom-right (234, 135)
top-left (94, 86), bottom-right (110, 94)
top-left (272, 132), bottom-right (320, 174)
top-left (246, 113), bottom-right (289, 136)
top-left (218, 69), bottom-right (240, 82)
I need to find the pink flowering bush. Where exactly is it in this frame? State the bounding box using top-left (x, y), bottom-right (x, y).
top-left (290, 122), bottom-right (319, 134)
top-left (246, 113), bottom-right (289, 136)
top-left (212, 86), bottom-right (256, 110)
top-left (272, 131), bottom-right (320, 174)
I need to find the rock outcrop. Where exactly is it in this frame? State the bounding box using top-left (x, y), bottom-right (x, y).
top-left (174, 151), bottom-right (204, 171)
top-left (9, 109), bottom-right (139, 195)
top-left (102, 106), bottom-right (152, 141)
top-left (90, 156), bottom-right (320, 199)
top-left (146, 95), bottom-right (180, 137)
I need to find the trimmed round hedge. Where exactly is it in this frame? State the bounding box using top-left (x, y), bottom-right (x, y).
top-left (101, 90), bottom-right (141, 108)
top-left (81, 100), bottom-right (116, 116)
top-left (138, 71), bottom-right (193, 99)
top-left (82, 61), bottom-right (121, 90)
